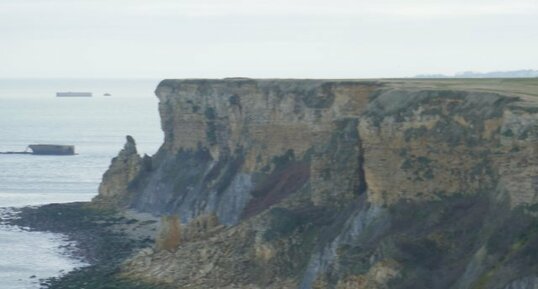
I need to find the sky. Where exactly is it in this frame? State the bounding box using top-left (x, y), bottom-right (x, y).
top-left (1, 0), bottom-right (537, 78)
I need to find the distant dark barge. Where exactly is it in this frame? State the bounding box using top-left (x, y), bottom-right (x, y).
top-left (56, 92), bottom-right (92, 97)
top-left (28, 144), bottom-right (75, 155)
top-left (0, 145), bottom-right (75, 155)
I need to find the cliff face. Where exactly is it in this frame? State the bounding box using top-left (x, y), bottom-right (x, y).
top-left (94, 79), bottom-right (538, 289)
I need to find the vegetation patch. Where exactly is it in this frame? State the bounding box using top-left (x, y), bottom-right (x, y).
top-left (404, 126), bottom-right (429, 142)
top-left (205, 122), bottom-right (217, 145)
top-left (400, 155), bottom-right (434, 181)
top-left (301, 83), bottom-right (336, 108)
top-left (228, 94), bottom-right (241, 107)
top-left (263, 208), bottom-right (304, 241)
top-left (502, 128), bottom-right (514, 137)
top-left (256, 206), bottom-right (330, 281)
top-left (271, 149), bottom-right (295, 169)
top-left (386, 195), bottom-right (491, 289)
top-left (337, 244), bottom-right (376, 275)
top-left (204, 107), bottom-right (218, 144)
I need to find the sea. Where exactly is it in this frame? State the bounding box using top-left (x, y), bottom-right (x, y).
top-left (0, 79), bottom-right (164, 289)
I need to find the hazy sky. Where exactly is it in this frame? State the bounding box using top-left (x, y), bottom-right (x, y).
top-left (1, 0), bottom-right (537, 78)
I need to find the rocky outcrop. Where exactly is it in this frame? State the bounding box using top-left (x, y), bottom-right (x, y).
top-left (93, 135), bottom-right (149, 207)
top-left (96, 79), bottom-right (538, 289)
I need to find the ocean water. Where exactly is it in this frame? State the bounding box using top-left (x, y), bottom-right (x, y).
top-left (0, 79), bottom-right (164, 288)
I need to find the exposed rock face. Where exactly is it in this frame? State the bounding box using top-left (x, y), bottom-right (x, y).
top-left (93, 135), bottom-right (147, 207)
top-left (96, 79), bottom-right (538, 289)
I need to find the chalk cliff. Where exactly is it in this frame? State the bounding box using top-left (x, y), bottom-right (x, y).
top-left (94, 79), bottom-right (538, 289)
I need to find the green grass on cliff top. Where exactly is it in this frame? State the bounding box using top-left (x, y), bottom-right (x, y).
top-left (382, 78), bottom-right (538, 99)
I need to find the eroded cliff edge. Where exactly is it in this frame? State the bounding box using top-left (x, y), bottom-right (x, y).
top-left (93, 79), bottom-right (538, 289)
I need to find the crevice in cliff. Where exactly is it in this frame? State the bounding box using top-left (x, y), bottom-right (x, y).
top-left (356, 126), bottom-right (368, 196)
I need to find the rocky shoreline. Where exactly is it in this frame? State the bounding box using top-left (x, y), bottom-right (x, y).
top-left (2, 202), bottom-right (173, 289)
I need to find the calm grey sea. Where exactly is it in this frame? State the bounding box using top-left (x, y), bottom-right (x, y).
top-left (0, 79), bottom-right (163, 288)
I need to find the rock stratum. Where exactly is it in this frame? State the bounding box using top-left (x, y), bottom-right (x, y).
top-left (93, 79), bottom-right (538, 289)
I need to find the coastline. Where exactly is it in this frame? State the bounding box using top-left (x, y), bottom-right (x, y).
top-left (2, 202), bottom-right (172, 289)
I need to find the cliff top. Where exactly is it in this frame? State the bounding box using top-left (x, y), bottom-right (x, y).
top-left (158, 78), bottom-right (538, 99)
top-left (382, 78), bottom-right (538, 100)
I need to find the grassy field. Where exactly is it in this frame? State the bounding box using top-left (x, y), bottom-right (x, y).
top-left (382, 78), bottom-right (538, 99)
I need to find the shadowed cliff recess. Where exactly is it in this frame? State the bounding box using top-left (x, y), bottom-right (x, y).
top-left (94, 78), bottom-right (538, 289)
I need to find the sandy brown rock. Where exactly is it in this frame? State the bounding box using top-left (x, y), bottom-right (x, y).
top-left (95, 79), bottom-right (538, 289)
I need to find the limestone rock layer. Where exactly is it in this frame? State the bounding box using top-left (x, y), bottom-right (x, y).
top-left (96, 79), bottom-right (538, 289)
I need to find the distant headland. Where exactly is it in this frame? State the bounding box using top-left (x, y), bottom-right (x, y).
top-left (416, 69), bottom-right (538, 78)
